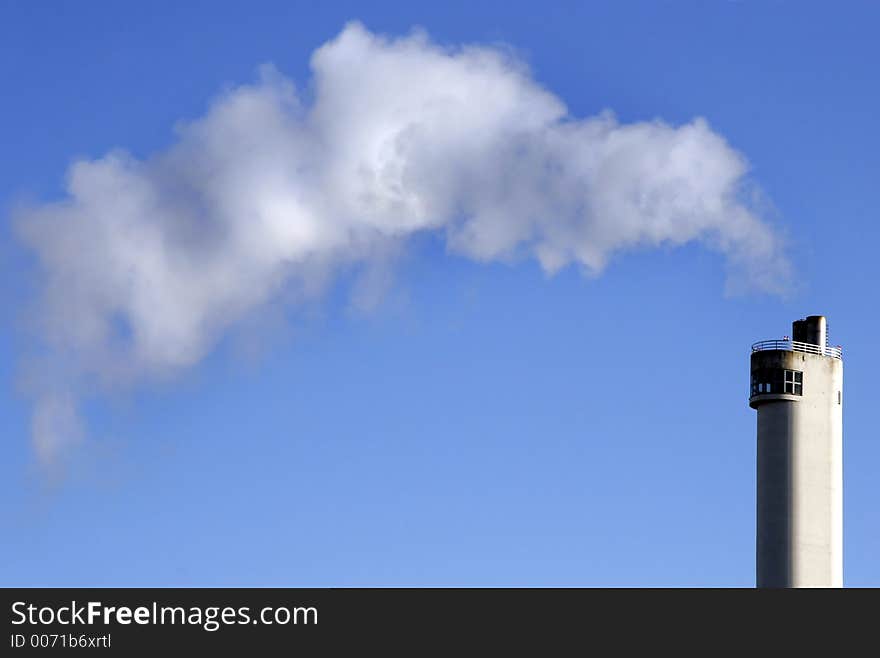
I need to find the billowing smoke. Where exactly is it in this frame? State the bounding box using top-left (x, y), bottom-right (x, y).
top-left (15, 22), bottom-right (789, 465)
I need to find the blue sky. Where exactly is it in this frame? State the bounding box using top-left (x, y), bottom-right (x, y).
top-left (1, 1), bottom-right (878, 586)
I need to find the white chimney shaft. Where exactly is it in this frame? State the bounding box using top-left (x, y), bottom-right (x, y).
top-left (750, 315), bottom-right (843, 587)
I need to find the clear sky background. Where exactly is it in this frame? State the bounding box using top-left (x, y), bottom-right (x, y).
top-left (1, 1), bottom-right (877, 586)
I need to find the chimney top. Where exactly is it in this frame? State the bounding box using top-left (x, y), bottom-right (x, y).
top-left (792, 315), bottom-right (827, 347)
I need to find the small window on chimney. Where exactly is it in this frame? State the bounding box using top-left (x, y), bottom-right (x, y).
top-left (784, 370), bottom-right (803, 395)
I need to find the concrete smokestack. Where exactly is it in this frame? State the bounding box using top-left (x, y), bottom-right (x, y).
top-left (749, 316), bottom-right (843, 587)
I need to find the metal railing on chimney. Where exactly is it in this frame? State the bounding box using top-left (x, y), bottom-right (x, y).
top-left (751, 339), bottom-right (843, 360)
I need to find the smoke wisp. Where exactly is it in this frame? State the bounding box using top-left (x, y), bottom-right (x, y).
top-left (15, 22), bottom-right (790, 464)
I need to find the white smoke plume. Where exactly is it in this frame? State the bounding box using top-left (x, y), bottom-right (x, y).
top-left (15, 22), bottom-right (789, 465)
